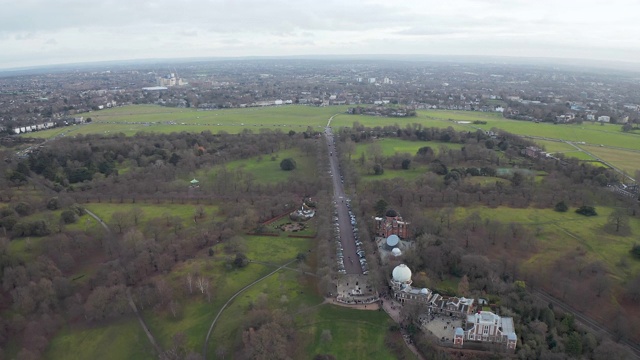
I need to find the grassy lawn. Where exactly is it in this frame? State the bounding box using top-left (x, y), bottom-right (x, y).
top-left (46, 318), bottom-right (155, 360)
top-left (471, 119), bottom-right (640, 151)
top-left (359, 166), bottom-right (428, 182)
top-left (448, 206), bottom-right (640, 281)
top-left (301, 304), bottom-right (398, 360)
top-left (421, 109), bottom-right (504, 122)
top-left (208, 267), bottom-right (322, 357)
top-left (244, 235), bottom-right (312, 264)
top-left (351, 138), bottom-right (463, 182)
top-left (330, 112), bottom-right (470, 131)
top-left (22, 105), bottom-right (639, 175)
top-left (556, 151), bottom-right (597, 160)
top-left (581, 145), bottom-right (640, 176)
top-left (222, 148), bottom-right (317, 184)
top-left (144, 234), bottom-right (312, 353)
top-left (534, 140), bottom-right (577, 153)
top-left (84, 203), bottom-right (218, 228)
top-left (24, 105), bottom-right (348, 139)
top-left (354, 138), bottom-right (464, 159)
top-left (143, 261), bottom-right (273, 352)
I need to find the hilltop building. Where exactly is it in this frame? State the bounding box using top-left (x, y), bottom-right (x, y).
top-left (374, 209), bottom-right (410, 239)
top-left (454, 311), bottom-right (517, 351)
top-left (389, 263), bottom-right (516, 351)
top-left (389, 264), bottom-right (474, 317)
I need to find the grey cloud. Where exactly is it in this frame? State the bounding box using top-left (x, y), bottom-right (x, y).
top-left (0, 0), bottom-right (639, 68)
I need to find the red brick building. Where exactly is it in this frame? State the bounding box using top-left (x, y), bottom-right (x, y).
top-left (374, 209), bottom-right (410, 239)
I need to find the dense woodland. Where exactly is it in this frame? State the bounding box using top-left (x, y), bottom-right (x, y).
top-left (0, 124), bottom-right (638, 359)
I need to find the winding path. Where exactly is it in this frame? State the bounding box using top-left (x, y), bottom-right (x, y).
top-left (84, 209), bottom-right (111, 233)
top-left (202, 259), bottom-right (297, 359)
top-left (84, 208), bottom-right (162, 356)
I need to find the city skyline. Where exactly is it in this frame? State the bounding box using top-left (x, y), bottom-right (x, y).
top-left (1, 0), bottom-right (640, 70)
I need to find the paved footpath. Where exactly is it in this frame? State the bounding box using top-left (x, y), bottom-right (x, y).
top-left (381, 299), bottom-right (425, 360)
top-left (202, 259), bottom-right (297, 359)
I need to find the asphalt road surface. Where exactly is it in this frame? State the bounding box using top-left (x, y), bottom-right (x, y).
top-left (325, 125), bottom-right (363, 275)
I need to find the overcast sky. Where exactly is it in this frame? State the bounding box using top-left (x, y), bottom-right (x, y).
top-left (1, 0), bottom-right (639, 69)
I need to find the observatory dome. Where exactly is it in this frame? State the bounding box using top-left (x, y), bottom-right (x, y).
top-left (392, 264), bottom-right (412, 283)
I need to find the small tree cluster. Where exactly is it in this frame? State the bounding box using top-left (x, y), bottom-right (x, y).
top-left (280, 158), bottom-right (297, 171)
top-left (576, 205), bottom-right (597, 216)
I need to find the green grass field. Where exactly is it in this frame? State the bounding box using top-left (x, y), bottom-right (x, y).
top-left (330, 112), bottom-right (470, 132)
top-left (201, 147), bottom-right (317, 185)
top-left (142, 261), bottom-right (273, 353)
top-left (144, 234), bottom-right (313, 355)
top-left (447, 206), bottom-right (640, 280)
top-left (354, 138), bottom-right (464, 159)
top-left (45, 318), bottom-right (155, 360)
top-left (84, 203), bottom-right (218, 228)
top-left (208, 266), bottom-right (322, 357)
top-left (350, 138), bottom-right (464, 182)
top-left (25, 105), bottom-right (348, 139)
top-left (21, 105), bottom-right (639, 176)
top-left (301, 305), bottom-right (398, 360)
top-left (535, 140), bottom-right (578, 153)
top-left (581, 145), bottom-right (640, 176)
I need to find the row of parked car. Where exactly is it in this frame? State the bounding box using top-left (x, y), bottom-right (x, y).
top-left (333, 206), bottom-right (347, 275)
top-left (345, 200), bottom-right (369, 275)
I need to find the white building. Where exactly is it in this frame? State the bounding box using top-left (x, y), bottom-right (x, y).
top-left (389, 264), bottom-right (474, 317)
top-left (454, 311), bottom-right (517, 351)
top-left (597, 115), bottom-right (610, 123)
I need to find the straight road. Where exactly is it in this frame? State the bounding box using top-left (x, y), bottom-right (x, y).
top-left (325, 122), bottom-right (362, 275)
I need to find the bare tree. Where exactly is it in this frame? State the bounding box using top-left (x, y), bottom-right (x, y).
top-left (204, 281), bottom-right (212, 303)
top-left (194, 206), bottom-right (206, 219)
top-left (196, 276), bottom-right (208, 295)
top-left (110, 211), bottom-right (130, 234)
top-left (168, 299), bottom-right (179, 318)
top-left (186, 273), bottom-right (193, 295)
top-left (607, 208), bottom-right (630, 234)
top-left (129, 207), bottom-right (145, 226)
top-left (592, 273), bottom-right (612, 297)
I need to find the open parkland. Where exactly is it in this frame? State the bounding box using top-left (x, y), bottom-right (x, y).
top-left (5, 104), bottom-right (640, 359)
